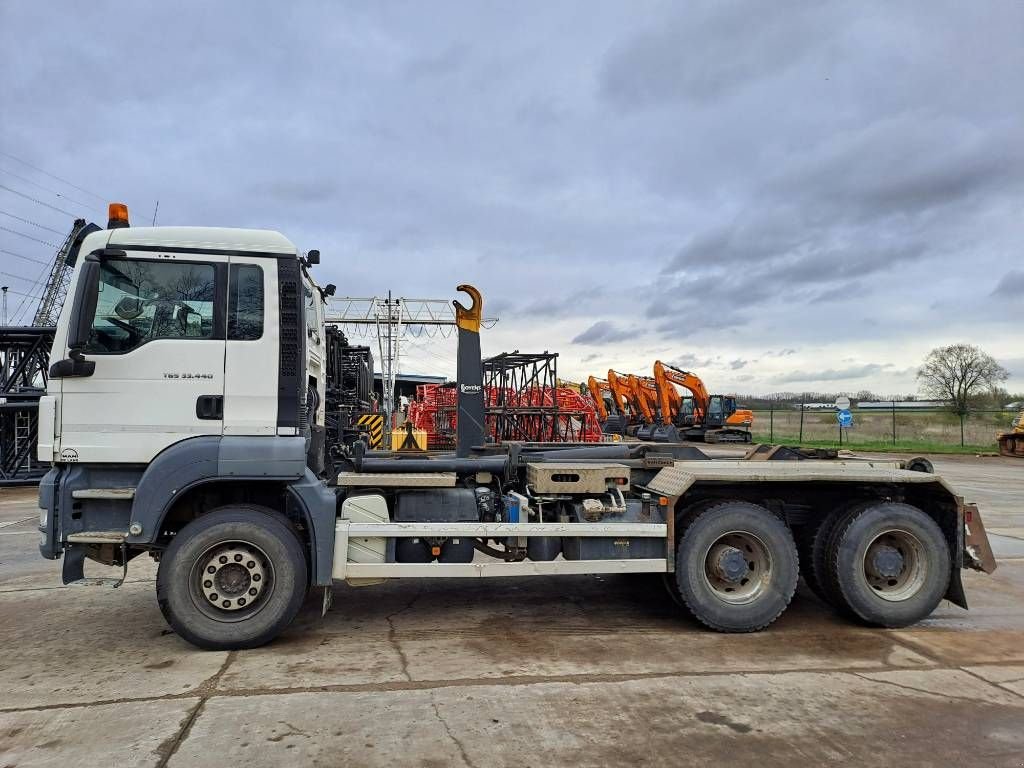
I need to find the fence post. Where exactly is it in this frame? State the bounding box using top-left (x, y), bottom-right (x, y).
top-left (960, 412), bottom-right (965, 447)
top-left (769, 401), bottom-right (774, 443)
top-left (798, 394), bottom-right (805, 443)
top-left (892, 400), bottom-right (896, 445)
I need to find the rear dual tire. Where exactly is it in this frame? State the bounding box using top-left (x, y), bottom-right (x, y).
top-left (800, 502), bottom-right (949, 627)
top-left (827, 502), bottom-right (950, 627)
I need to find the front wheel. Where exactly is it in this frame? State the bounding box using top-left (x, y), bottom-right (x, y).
top-left (156, 506), bottom-right (309, 650)
top-left (674, 501), bottom-right (799, 632)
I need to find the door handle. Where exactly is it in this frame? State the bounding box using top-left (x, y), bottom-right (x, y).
top-left (196, 395), bottom-right (224, 420)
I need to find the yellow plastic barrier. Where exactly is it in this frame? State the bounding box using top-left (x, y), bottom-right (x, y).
top-left (392, 425), bottom-right (428, 452)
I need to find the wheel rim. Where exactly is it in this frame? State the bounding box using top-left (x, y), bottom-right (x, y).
top-left (862, 529), bottom-right (927, 602)
top-left (189, 540), bottom-right (275, 622)
top-left (701, 531), bottom-right (772, 605)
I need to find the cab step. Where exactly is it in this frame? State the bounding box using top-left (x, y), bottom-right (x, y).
top-left (71, 488), bottom-right (136, 500)
top-left (66, 530), bottom-right (127, 544)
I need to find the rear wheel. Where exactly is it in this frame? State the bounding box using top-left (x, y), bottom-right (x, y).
top-left (674, 501), bottom-right (799, 632)
top-left (157, 506), bottom-right (309, 650)
top-left (828, 502), bottom-right (950, 627)
top-left (801, 501), bottom-right (869, 610)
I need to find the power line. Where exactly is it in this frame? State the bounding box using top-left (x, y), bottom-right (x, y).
top-left (0, 224), bottom-right (58, 248)
top-left (403, 337), bottom-right (457, 366)
top-left (10, 260), bottom-right (51, 323)
top-left (0, 247), bottom-right (50, 266)
top-left (2, 287), bottom-right (42, 300)
top-left (0, 269), bottom-right (39, 284)
top-left (0, 184), bottom-right (80, 218)
top-left (0, 209), bottom-right (65, 235)
top-left (0, 167), bottom-right (96, 211)
top-left (0, 150), bottom-right (108, 203)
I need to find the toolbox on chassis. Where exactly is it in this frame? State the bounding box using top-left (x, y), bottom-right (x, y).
top-left (37, 205), bottom-right (997, 650)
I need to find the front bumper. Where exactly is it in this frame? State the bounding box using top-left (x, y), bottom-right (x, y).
top-left (38, 467), bottom-right (62, 559)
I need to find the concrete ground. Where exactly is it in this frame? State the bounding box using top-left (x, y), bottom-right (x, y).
top-left (1, 454), bottom-right (1023, 767)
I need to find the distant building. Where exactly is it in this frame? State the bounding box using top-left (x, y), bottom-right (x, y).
top-left (857, 400), bottom-right (949, 410)
top-left (373, 373), bottom-right (447, 404)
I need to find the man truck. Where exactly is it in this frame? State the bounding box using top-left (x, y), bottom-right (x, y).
top-left (36, 204), bottom-right (996, 650)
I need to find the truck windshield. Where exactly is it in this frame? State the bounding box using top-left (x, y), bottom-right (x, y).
top-left (85, 257), bottom-right (216, 354)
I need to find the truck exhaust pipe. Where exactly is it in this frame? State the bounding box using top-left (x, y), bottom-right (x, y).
top-left (454, 284), bottom-right (485, 457)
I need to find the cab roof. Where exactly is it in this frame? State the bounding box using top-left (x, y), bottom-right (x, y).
top-left (105, 226), bottom-right (299, 255)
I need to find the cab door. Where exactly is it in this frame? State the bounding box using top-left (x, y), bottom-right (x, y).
top-left (223, 257), bottom-right (278, 435)
top-left (57, 252), bottom-right (227, 464)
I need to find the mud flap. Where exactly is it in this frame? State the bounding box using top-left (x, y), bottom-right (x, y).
top-left (945, 568), bottom-right (967, 610)
top-left (964, 503), bottom-right (997, 574)
top-left (61, 545), bottom-right (87, 583)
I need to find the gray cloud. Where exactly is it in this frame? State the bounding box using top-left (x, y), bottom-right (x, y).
top-left (520, 285), bottom-right (610, 320)
top-left (992, 270), bottom-right (1024, 298)
top-left (571, 320), bottom-right (641, 345)
top-left (774, 364), bottom-right (889, 384)
top-left (600, 1), bottom-right (830, 109)
top-left (669, 353), bottom-right (716, 370)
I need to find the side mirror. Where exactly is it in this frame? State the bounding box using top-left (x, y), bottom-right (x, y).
top-left (323, 283), bottom-right (336, 297)
top-left (69, 257), bottom-right (101, 350)
top-left (49, 357), bottom-right (95, 378)
top-left (306, 249), bottom-right (320, 265)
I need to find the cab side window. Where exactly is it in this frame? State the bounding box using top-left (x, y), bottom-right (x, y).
top-left (85, 258), bottom-right (216, 354)
top-left (228, 264), bottom-right (264, 340)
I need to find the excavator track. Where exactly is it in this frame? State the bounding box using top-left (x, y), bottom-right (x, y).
top-left (999, 434), bottom-right (1024, 458)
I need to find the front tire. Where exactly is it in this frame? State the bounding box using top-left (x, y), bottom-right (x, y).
top-left (828, 502), bottom-right (950, 628)
top-left (674, 501), bottom-right (799, 632)
top-left (157, 506), bottom-right (309, 650)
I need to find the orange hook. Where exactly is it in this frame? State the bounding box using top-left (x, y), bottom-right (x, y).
top-left (454, 284), bottom-right (483, 333)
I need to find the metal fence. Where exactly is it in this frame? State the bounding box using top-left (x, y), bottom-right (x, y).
top-left (751, 404), bottom-right (1011, 449)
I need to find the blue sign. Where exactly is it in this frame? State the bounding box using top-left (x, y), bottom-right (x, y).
top-left (837, 409), bottom-right (853, 428)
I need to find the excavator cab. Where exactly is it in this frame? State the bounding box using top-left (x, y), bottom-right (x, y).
top-left (676, 397), bottom-right (697, 427)
top-left (704, 395), bottom-right (737, 428)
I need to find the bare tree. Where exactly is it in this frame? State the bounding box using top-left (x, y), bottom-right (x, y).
top-left (917, 343), bottom-right (1008, 415)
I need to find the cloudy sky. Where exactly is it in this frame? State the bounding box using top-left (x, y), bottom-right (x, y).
top-left (2, 1), bottom-right (1021, 395)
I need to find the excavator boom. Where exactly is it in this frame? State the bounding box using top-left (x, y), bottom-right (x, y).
top-left (586, 376), bottom-right (611, 422)
top-left (625, 374), bottom-right (658, 424)
top-left (653, 360), bottom-right (710, 423)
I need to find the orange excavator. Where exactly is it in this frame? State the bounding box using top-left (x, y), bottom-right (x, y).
top-left (651, 360), bottom-right (754, 443)
top-left (586, 375), bottom-right (628, 435)
top-left (606, 370), bottom-right (638, 432)
top-left (627, 374), bottom-right (663, 440)
top-left (605, 370), bottom-right (661, 437)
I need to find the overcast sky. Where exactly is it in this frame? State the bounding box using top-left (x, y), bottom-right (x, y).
top-left (2, 1), bottom-right (1021, 395)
